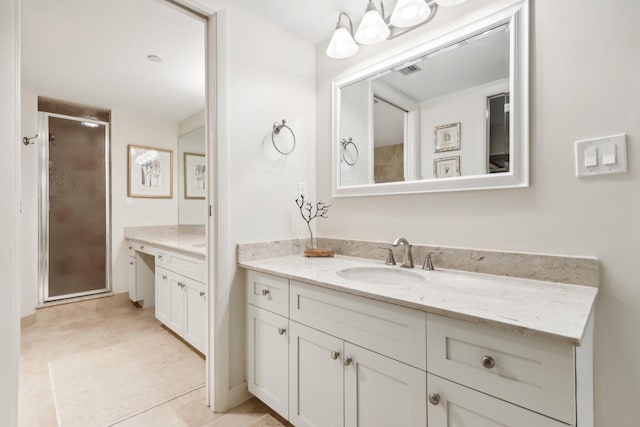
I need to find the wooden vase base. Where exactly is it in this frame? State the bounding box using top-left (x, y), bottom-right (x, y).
top-left (304, 249), bottom-right (335, 258)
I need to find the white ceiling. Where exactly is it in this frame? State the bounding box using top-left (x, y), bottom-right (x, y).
top-left (21, 0), bottom-right (205, 122)
top-left (229, 0), bottom-right (402, 45)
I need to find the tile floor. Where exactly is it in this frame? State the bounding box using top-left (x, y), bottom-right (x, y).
top-left (19, 293), bottom-right (290, 427)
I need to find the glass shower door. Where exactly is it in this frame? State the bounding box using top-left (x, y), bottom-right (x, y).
top-left (41, 113), bottom-right (111, 301)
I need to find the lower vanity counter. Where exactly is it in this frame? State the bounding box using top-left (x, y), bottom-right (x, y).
top-left (239, 255), bottom-right (597, 427)
top-left (125, 226), bottom-right (207, 354)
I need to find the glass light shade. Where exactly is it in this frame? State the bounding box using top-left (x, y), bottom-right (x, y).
top-left (435, 0), bottom-right (468, 6)
top-left (390, 0), bottom-right (431, 28)
top-left (354, 8), bottom-right (390, 45)
top-left (326, 27), bottom-right (359, 59)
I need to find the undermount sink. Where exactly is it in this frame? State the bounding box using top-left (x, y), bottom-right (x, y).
top-left (337, 267), bottom-right (425, 285)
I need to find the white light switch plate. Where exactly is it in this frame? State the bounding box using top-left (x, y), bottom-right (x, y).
top-left (575, 134), bottom-right (627, 177)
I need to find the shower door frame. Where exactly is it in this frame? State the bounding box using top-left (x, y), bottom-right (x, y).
top-left (38, 111), bottom-right (112, 303)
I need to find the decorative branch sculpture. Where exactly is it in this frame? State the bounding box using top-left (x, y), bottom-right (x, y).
top-left (295, 195), bottom-right (331, 249)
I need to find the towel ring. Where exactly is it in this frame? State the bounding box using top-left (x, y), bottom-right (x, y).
top-left (341, 137), bottom-right (359, 166)
top-left (272, 119), bottom-right (296, 155)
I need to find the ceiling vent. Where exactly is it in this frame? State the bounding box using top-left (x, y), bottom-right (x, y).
top-left (396, 64), bottom-right (422, 76)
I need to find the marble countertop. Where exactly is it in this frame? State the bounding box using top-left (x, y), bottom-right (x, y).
top-left (125, 225), bottom-right (206, 257)
top-left (239, 255), bottom-right (598, 346)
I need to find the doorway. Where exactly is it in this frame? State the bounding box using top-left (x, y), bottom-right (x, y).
top-left (39, 111), bottom-right (111, 302)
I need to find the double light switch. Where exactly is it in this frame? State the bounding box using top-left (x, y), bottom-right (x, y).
top-left (575, 134), bottom-right (627, 177)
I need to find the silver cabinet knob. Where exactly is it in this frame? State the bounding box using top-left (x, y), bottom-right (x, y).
top-left (158, 255), bottom-right (163, 260)
top-left (140, 245), bottom-right (144, 250)
top-left (200, 292), bottom-right (205, 297)
top-left (343, 357), bottom-right (352, 366)
top-left (162, 274), bottom-right (167, 280)
top-left (330, 351), bottom-right (340, 360)
top-left (128, 246), bottom-right (132, 250)
top-left (278, 328), bottom-right (286, 335)
top-left (481, 355), bottom-right (495, 369)
top-left (261, 289), bottom-right (270, 296)
top-left (129, 261), bottom-right (134, 265)
top-left (428, 393), bottom-right (440, 405)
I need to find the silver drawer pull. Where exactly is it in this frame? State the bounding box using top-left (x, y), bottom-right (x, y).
top-left (140, 245), bottom-right (144, 250)
top-left (343, 357), bottom-right (352, 366)
top-left (278, 328), bottom-right (286, 335)
top-left (200, 292), bottom-right (205, 297)
top-left (158, 255), bottom-right (163, 260)
top-left (330, 351), bottom-right (340, 360)
top-left (128, 246), bottom-right (132, 250)
top-left (261, 289), bottom-right (270, 296)
top-left (129, 261), bottom-right (134, 265)
top-left (162, 275), bottom-right (167, 280)
top-left (428, 393), bottom-right (440, 405)
top-left (178, 282), bottom-right (186, 288)
top-left (481, 355), bottom-right (495, 369)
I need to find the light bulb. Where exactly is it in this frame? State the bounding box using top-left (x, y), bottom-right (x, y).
top-left (354, 2), bottom-right (390, 45)
top-left (390, 0), bottom-right (431, 28)
top-left (326, 27), bottom-right (359, 59)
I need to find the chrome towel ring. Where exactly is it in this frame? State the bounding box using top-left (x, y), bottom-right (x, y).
top-left (341, 137), bottom-right (359, 166)
top-left (272, 119), bottom-right (296, 155)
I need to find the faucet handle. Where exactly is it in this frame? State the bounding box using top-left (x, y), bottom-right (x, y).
top-left (379, 247), bottom-right (396, 266)
top-left (422, 248), bottom-right (442, 271)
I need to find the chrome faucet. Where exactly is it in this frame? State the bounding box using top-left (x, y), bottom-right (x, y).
top-left (392, 237), bottom-right (414, 268)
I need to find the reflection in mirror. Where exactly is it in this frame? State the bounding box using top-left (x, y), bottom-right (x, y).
top-left (178, 126), bottom-right (206, 224)
top-left (334, 1), bottom-right (528, 196)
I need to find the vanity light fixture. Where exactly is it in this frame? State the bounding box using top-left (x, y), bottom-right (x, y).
top-left (326, 0), bottom-right (469, 59)
top-left (326, 13), bottom-right (359, 59)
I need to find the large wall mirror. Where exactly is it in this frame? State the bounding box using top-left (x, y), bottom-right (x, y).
top-left (332, 1), bottom-right (528, 197)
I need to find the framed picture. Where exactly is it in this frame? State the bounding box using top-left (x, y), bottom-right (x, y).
top-left (434, 122), bottom-right (461, 152)
top-left (184, 152), bottom-right (206, 199)
top-left (433, 156), bottom-right (461, 178)
top-left (127, 145), bottom-right (173, 198)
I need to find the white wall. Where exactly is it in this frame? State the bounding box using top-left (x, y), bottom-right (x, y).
top-left (316, 0), bottom-right (640, 424)
top-left (0, 0), bottom-right (20, 424)
top-left (420, 79), bottom-right (508, 178)
top-left (20, 88), bottom-right (38, 317)
top-left (111, 110), bottom-right (179, 293)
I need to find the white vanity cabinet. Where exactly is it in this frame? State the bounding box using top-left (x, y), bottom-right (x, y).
top-left (246, 271), bottom-right (290, 419)
top-left (144, 246), bottom-right (207, 354)
top-left (245, 269), bottom-right (593, 427)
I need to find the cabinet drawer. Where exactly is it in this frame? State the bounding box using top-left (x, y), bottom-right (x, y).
top-left (427, 374), bottom-right (567, 427)
top-left (156, 249), bottom-right (206, 283)
top-left (290, 281), bottom-right (426, 370)
top-left (427, 314), bottom-right (575, 425)
top-left (247, 271), bottom-right (289, 317)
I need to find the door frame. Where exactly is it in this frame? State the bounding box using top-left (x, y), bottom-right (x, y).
top-left (37, 112), bottom-right (112, 303)
top-left (6, 0), bottom-right (231, 421)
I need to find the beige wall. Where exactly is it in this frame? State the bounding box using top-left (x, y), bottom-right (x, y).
top-left (316, 0), bottom-right (640, 424)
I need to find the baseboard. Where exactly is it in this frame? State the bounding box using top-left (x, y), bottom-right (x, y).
top-left (20, 312), bottom-right (37, 328)
top-left (228, 381), bottom-right (252, 409)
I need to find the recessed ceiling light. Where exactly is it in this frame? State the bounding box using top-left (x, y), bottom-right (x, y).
top-left (147, 54), bottom-right (163, 63)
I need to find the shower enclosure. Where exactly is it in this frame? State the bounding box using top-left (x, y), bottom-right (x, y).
top-left (39, 112), bottom-right (111, 302)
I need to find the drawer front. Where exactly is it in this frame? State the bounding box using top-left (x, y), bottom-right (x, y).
top-left (290, 281), bottom-right (426, 370)
top-left (247, 271), bottom-right (289, 317)
top-left (427, 313), bottom-right (575, 424)
top-left (156, 249), bottom-right (206, 282)
top-left (427, 374), bottom-right (568, 427)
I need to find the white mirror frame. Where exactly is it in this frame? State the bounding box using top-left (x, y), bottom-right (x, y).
top-left (332, 0), bottom-right (529, 197)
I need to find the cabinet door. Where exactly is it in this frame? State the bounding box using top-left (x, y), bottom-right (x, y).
top-left (289, 321), bottom-right (344, 427)
top-left (128, 256), bottom-right (137, 301)
top-left (185, 282), bottom-right (207, 353)
top-left (247, 305), bottom-right (289, 419)
top-left (169, 276), bottom-right (187, 335)
top-left (155, 268), bottom-right (171, 325)
top-left (427, 374), bottom-right (567, 427)
top-left (344, 343), bottom-right (426, 427)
